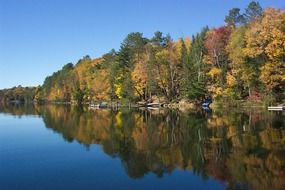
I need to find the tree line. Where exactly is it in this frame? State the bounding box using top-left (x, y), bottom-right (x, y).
top-left (0, 85), bottom-right (38, 103)
top-left (1, 1), bottom-right (284, 105)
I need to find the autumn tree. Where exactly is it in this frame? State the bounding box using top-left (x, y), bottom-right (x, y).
top-left (204, 27), bottom-right (232, 97)
top-left (244, 8), bottom-right (285, 100)
top-left (151, 37), bottom-right (183, 101)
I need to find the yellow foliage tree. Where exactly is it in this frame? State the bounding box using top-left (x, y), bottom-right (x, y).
top-left (207, 67), bottom-right (222, 78)
top-left (244, 8), bottom-right (285, 92)
top-left (131, 55), bottom-right (148, 99)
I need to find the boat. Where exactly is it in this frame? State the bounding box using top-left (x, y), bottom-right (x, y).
top-left (202, 102), bottom-right (211, 107)
top-left (202, 97), bottom-right (212, 108)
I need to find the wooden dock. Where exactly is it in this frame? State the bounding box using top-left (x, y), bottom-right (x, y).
top-left (146, 103), bottom-right (164, 107)
top-left (268, 105), bottom-right (284, 111)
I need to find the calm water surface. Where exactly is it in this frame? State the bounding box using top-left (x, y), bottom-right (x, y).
top-left (0, 104), bottom-right (284, 190)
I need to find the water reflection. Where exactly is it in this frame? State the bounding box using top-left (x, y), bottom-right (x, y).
top-left (0, 103), bottom-right (284, 190)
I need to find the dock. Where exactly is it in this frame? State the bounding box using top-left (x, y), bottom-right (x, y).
top-left (146, 103), bottom-right (164, 108)
top-left (268, 105), bottom-right (284, 111)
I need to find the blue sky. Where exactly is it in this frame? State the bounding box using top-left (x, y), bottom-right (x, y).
top-left (0, 0), bottom-right (284, 89)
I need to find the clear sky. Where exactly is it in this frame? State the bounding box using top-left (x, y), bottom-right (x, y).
top-left (0, 0), bottom-right (284, 89)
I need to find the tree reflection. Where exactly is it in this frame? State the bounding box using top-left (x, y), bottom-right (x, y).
top-left (0, 104), bottom-right (284, 189)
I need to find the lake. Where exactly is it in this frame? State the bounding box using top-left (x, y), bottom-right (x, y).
top-left (0, 104), bottom-right (284, 190)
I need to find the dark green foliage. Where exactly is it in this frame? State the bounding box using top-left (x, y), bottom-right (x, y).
top-left (184, 27), bottom-right (209, 100)
top-left (74, 86), bottom-right (84, 104)
top-left (225, 8), bottom-right (245, 27)
top-left (102, 50), bottom-right (119, 100)
top-left (244, 1), bottom-right (263, 23)
top-left (121, 73), bottom-right (135, 101)
top-left (122, 32), bottom-right (148, 57)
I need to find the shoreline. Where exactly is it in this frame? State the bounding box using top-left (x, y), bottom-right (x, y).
top-left (1, 99), bottom-right (281, 111)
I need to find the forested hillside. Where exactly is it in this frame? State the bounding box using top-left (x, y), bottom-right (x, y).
top-left (0, 86), bottom-right (38, 103)
top-left (1, 1), bottom-right (284, 105)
